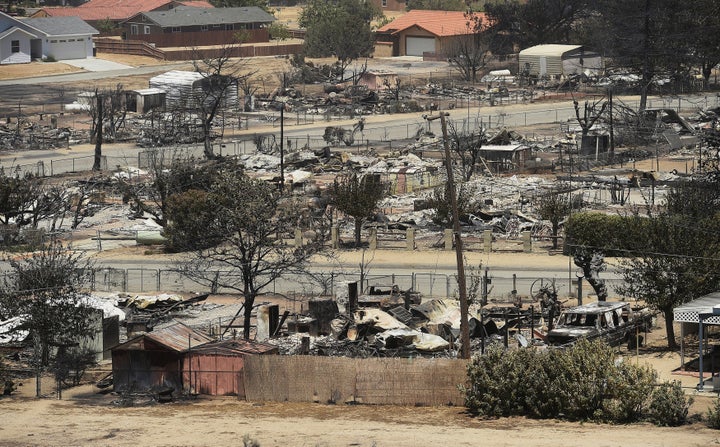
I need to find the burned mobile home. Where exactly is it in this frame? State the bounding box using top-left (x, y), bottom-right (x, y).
top-left (546, 301), bottom-right (653, 347)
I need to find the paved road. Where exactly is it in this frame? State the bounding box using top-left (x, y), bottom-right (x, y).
top-left (71, 249), bottom-right (623, 301)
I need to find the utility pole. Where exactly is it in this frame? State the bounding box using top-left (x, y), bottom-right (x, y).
top-left (93, 92), bottom-right (103, 171)
top-left (279, 104), bottom-right (285, 191)
top-left (426, 112), bottom-right (471, 359)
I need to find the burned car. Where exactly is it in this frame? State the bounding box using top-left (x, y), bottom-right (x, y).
top-left (546, 301), bottom-right (652, 347)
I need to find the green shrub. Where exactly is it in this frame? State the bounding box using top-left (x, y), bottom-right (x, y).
top-left (706, 398), bottom-right (720, 429)
top-left (462, 339), bottom-right (687, 424)
top-left (646, 381), bottom-right (692, 426)
top-left (597, 361), bottom-right (656, 423)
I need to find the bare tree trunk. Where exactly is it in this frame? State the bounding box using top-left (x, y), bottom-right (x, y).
top-left (93, 96), bottom-right (103, 171)
top-left (243, 294), bottom-right (254, 340)
top-left (354, 219), bottom-right (362, 247)
top-left (203, 127), bottom-right (214, 159)
top-left (663, 308), bottom-right (678, 350)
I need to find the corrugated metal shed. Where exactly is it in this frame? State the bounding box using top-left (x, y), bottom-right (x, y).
top-left (519, 44), bottom-right (602, 78)
top-left (149, 69), bottom-right (238, 108)
top-left (183, 339), bottom-right (277, 396)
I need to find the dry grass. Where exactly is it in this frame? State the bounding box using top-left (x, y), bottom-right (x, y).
top-left (0, 61), bottom-right (83, 80)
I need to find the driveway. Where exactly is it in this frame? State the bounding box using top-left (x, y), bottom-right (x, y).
top-left (62, 57), bottom-right (133, 71)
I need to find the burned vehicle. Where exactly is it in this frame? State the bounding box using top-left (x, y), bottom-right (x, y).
top-left (546, 301), bottom-right (652, 347)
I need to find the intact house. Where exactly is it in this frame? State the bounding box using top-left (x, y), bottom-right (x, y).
top-left (518, 44), bottom-right (603, 81)
top-left (375, 10), bottom-right (486, 58)
top-left (121, 6), bottom-right (275, 48)
top-left (31, 0), bottom-right (214, 31)
top-left (0, 11), bottom-right (98, 64)
top-left (369, 0), bottom-right (407, 11)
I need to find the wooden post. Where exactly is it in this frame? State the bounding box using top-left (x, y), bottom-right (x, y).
top-left (483, 229), bottom-right (492, 253)
top-left (406, 227), bottom-right (415, 250)
top-left (427, 112), bottom-right (470, 359)
top-left (444, 228), bottom-right (453, 250)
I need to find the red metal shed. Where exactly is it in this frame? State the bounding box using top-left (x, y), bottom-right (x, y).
top-left (111, 321), bottom-right (213, 395)
top-left (183, 339), bottom-right (278, 397)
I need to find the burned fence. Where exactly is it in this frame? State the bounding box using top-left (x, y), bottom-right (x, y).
top-left (82, 267), bottom-right (625, 305)
top-left (242, 355), bottom-right (468, 406)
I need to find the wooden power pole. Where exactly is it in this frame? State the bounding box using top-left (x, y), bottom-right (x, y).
top-left (426, 112), bottom-right (471, 359)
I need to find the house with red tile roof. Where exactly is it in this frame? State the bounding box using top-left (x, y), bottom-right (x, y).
top-left (31, 0), bottom-right (213, 30)
top-left (375, 9), bottom-right (486, 58)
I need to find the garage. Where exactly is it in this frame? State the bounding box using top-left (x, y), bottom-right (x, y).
top-left (405, 36), bottom-right (435, 57)
top-left (47, 37), bottom-right (87, 60)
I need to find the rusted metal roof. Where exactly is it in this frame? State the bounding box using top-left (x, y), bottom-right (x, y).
top-left (146, 322), bottom-right (213, 352)
top-left (113, 321), bottom-right (213, 352)
top-left (186, 339), bottom-right (278, 356)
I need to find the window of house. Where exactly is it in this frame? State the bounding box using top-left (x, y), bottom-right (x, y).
top-left (382, 0), bottom-right (387, 6)
top-left (131, 24), bottom-right (138, 35)
top-left (171, 26), bottom-right (181, 33)
top-left (201, 25), bottom-right (208, 31)
top-left (144, 26), bottom-right (151, 34)
top-left (225, 24), bottom-right (234, 31)
top-left (11, 40), bottom-right (19, 53)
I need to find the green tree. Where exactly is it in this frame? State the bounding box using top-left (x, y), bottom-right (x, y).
top-left (617, 180), bottom-right (720, 349)
top-left (406, 0), bottom-right (466, 10)
top-left (585, 0), bottom-right (688, 111)
top-left (179, 170), bottom-right (328, 339)
top-left (0, 240), bottom-right (95, 367)
top-left (209, 0), bottom-right (270, 11)
top-left (564, 212), bottom-right (625, 301)
top-left (121, 154), bottom-right (221, 227)
top-left (485, 0), bottom-right (590, 49)
top-left (689, 0), bottom-right (720, 88)
top-left (268, 22), bottom-right (291, 41)
top-left (329, 171), bottom-right (388, 247)
top-left (299, 0), bottom-right (379, 81)
top-left (164, 189), bottom-right (225, 252)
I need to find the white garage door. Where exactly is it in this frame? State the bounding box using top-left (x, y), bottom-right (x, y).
top-left (405, 37), bottom-right (435, 57)
top-left (50, 38), bottom-right (87, 60)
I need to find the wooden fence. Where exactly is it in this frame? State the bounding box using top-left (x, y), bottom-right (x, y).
top-left (93, 37), bottom-right (303, 61)
top-left (242, 355), bottom-right (468, 406)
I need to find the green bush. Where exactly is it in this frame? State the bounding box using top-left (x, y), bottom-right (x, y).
top-left (463, 339), bottom-right (685, 424)
top-left (646, 381), bottom-right (692, 426)
top-left (706, 398), bottom-right (720, 429)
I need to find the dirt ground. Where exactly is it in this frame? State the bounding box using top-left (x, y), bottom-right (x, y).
top-left (1, 347), bottom-right (718, 447)
top-left (2, 282), bottom-right (719, 447)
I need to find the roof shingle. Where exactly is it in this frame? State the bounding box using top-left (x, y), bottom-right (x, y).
top-left (377, 9), bottom-right (486, 37)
